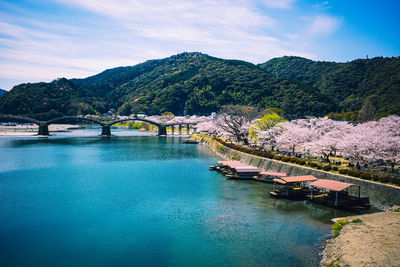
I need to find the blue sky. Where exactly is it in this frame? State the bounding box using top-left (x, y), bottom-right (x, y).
top-left (0, 0), bottom-right (399, 90)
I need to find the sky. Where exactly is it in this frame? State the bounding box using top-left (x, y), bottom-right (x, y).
top-left (0, 0), bottom-right (399, 90)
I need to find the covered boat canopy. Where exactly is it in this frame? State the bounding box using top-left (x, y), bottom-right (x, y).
top-left (226, 163), bottom-right (248, 168)
top-left (217, 160), bottom-right (240, 166)
top-left (309, 179), bottom-right (357, 192)
top-left (273, 175), bottom-right (318, 184)
top-left (259, 171), bottom-right (287, 177)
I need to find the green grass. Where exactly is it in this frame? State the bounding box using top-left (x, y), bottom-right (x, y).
top-left (327, 257), bottom-right (341, 267)
top-left (332, 218), bottom-right (362, 237)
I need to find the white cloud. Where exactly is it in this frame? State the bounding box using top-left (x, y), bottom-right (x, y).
top-left (307, 15), bottom-right (342, 37)
top-left (262, 0), bottom-right (296, 9)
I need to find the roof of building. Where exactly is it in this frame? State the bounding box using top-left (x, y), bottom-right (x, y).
top-left (309, 179), bottom-right (356, 191)
top-left (273, 175), bottom-right (318, 184)
top-left (259, 171), bottom-right (287, 177)
top-left (217, 160), bottom-right (240, 165)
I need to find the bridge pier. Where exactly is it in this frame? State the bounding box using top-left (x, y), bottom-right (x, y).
top-left (171, 125), bottom-right (174, 135)
top-left (158, 125), bottom-right (167, 136)
top-left (101, 125), bottom-right (111, 136)
top-left (186, 124), bottom-right (190, 135)
top-left (38, 124), bottom-right (49, 136)
top-left (178, 124), bottom-right (182, 135)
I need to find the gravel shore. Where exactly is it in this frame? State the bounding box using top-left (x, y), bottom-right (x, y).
top-left (321, 211), bottom-right (400, 267)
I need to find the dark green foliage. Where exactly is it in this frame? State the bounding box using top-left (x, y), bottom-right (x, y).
top-left (347, 170), bottom-right (362, 177)
top-left (332, 166), bottom-right (339, 171)
top-left (323, 165), bottom-right (332, 171)
top-left (380, 176), bottom-right (390, 183)
top-left (389, 176), bottom-right (400, 185)
top-left (308, 162), bottom-right (317, 167)
top-left (339, 168), bottom-right (348, 174)
top-left (260, 56), bottom-right (400, 116)
top-left (371, 175), bottom-right (380, 181)
top-left (360, 173), bottom-right (371, 180)
top-left (274, 155), bottom-right (283, 160)
top-left (289, 157), bottom-right (297, 163)
top-left (282, 156), bottom-right (291, 162)
top-left (297, 159), bottom-right (306, 165)
top-left (0, 78), bottom-right (107, 120)
top-left (1, 53), bottom-right (399, 118)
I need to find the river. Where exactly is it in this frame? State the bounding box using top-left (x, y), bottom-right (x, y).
top-left (0, 128), bottom-right (353, 266)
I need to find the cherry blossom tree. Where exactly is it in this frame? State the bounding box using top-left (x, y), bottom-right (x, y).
top-left (273, 117), bottom-right (336, 156)
top-left (216, 105), bottom-right (260, 145)
top-left (362, 116), bottom-right (400, 172)
top-left (306, 121), bottom-right (354, 161)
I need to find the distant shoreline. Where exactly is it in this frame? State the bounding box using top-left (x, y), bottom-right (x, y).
top-left (0, 124), bottom-right (81, 137)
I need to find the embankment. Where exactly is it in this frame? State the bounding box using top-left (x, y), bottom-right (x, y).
top-left (196, 135), bottom-right (400, 210)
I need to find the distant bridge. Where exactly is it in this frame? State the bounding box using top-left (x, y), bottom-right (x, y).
top-left (0, 115), bottom-right (196, 136)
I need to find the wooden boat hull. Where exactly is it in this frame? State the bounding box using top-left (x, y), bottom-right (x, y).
top-left (308, 196), bottom-right (371, 211)
top-left (269, 188), bottom-right (310, 200)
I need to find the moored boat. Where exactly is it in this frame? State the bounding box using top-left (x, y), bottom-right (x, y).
top-left (182, 138), bottom-right (199, 144)
top-left (226, 166), bottom-right (262, 180)
top-left (208, 160), bottom-right (241, 172)
top-left (269, 175), bottom-right (318, 200)
top-left (307, 179), bottom-right (370, 211)
top-left (253, 171), bottom-right (287, 183)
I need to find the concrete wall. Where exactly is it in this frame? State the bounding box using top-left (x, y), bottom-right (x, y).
top-left (204, 137), bottom-right (400, 210)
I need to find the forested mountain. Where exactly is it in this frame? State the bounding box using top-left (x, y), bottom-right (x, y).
top-left (0, 78), bottom-right (107, 120)
top-left (260, 56), bottom-right (400, 116)
top-left (0, 52), bottom-right (399, 120)
top-left (0, 89), bottom-right (7, 96)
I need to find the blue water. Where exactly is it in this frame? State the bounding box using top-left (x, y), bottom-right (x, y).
top-left (0, 130), bottom-right (352, 267)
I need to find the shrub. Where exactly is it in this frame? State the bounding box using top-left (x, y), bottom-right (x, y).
top-left (351, 218), bottom-right (362, 223)
top-left (289, 157), bottom-right (297, 163)
top-left (371, 174), bottom-right (379, 181)
top-left (214, 138), bottom-right (276, 159)
top-left (339, 168), bottom-right (348, 174)
top-left (315, 164), bottom-right (322, 169)
top-left (347, 170), bottom-right (361, 177)
top-left (274, 155), bottom-right (283, 160)
top-left (309, 162), bottom-right (317, 168)
top-left (332, 166), bottom-right (339, 171)
top-left (297, 159), bottom-right (306, 165)
top-left (380, 176), bottom-right (390, 183)
top-left (323, 165), bottom-right (332, 171)
top-left (389, 177), bottom-right (400, 186)
top-left (282, 156), bottom-right (291, 162)
top-left (331, 219), bottom-right (347, 237)
top-left (360, 173), bottom-right (371, 180)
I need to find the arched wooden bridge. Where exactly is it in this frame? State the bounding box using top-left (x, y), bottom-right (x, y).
top-left (0, 115), bottom-right (196, 136)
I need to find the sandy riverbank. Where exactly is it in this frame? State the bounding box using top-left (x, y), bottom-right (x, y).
top-left (321, 210), bottom-right (400, 267)
top-left (0, 124), bottom-right (81, 136)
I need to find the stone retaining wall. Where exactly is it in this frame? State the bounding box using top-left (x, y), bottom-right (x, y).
top-left (202, 137), bottom-right (400, 210)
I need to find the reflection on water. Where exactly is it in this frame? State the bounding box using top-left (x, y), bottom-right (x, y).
top-left (0, 131), bottom-right (357, 267)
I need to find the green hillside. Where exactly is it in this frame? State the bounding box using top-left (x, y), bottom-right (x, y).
top-left (0, 52), bottom-right (399, 120)
top-left (0, 78), bottom-right (107, 120)
top-left (259, 56), bottom-right (400, 116)
top-left (105, 53), bottom-right (332, 116)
